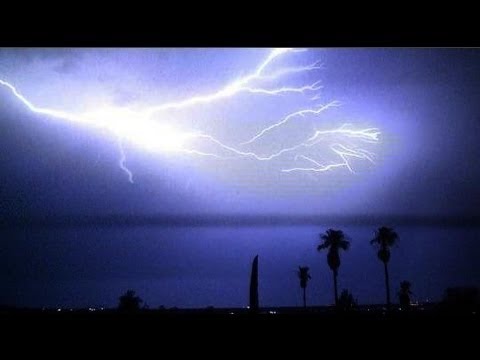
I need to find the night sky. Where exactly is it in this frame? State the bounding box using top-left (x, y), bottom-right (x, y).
top-left (0, 48), bottom-right (479, 308)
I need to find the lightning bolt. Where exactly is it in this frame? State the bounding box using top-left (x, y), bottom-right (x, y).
top-left (256, 60), bottom-right (323, 81)
top-left (0, 48), bottom-right (381, 182)
top-left (142, 48), bottom-right (315, 115)
top-left (117, 139), bottom-right (134, 184)
top-left (281, 144), bottom-right (377, 173)
top-left (240, 101), bottom-right (341, 145)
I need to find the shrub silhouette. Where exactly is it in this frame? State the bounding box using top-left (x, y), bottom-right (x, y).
top-left (338, 289), bottom-right (358, 311)
top-left (118, 290), bottom-right (143, 312)
top-left (398, 281), bottom-right (412, 309)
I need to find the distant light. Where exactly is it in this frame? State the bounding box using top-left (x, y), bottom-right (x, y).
top-left (269, 310), bottom-right (277, 315)
top-left (88, 307), bottom-right (96, 312)
top-left (57, 308), bottom-right (61, 312)
top-left (229, 312), bottom-right (235, 315)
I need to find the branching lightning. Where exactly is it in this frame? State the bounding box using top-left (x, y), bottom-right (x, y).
top-left (240, 101), bottom-right (341, 145)
top-left (142, 48), bottom-right (307, 115)
top-left (282, 145), bottom-right (377, 173)
top-left (0, 48), bottom-right (381, 182)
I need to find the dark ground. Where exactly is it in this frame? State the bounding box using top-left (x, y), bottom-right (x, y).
top-left (2, 304), bottom-right (477, 350)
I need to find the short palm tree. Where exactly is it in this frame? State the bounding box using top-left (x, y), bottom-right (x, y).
top-left (297, 266), bottom-right (311, 308)
top-left (370, 226), bottom-right (399, 308)
top-left (317, 229), bottom-right (350, 306)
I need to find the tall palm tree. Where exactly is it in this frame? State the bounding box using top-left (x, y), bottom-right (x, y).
top-left (297, 266), bottom-right (311, 308)
top-left (317, 229), bottom-right (350, 306)
top-left (370, 226), bottom-right (399, 308)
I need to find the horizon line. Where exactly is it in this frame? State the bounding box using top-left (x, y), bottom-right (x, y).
top-left (1, 213), bottom-right (479, 228)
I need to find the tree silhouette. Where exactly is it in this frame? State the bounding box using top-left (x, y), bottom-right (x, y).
top-left (317, 229), bottom-right (350, 306)
top-left (398, 281), bottom-right (412, 309)
top-left (297, 266), bottom-right (311, 308)
top-left (338, 289), bottom-right (358, 311)
top-left (370, 226), bottom-right (398, 308)
top-left (118, 290), bottom-right (143, 312)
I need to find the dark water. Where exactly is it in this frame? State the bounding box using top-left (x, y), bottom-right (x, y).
top-left (1, 225), bottom-right (479, 308)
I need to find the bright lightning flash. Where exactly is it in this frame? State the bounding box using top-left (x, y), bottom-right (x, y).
top-left (0, 48), bottom-right (380, 182)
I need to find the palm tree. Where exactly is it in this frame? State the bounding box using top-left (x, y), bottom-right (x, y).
top-left (370, 226), bottom-right (399, 308)
top-left (317, 229), bottom-right (350, 306)
top-left (297, 266), bottom-right (311, 308)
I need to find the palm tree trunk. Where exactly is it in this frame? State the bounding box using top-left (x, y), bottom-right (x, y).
top-left (303, 287), bottom-right (306, 308)
top-left (384, 261), bottom-right (391, 308)
top-left (249, 255), bottom-right (259, 312)
top-left (333, 270), bottom-right (338, 306)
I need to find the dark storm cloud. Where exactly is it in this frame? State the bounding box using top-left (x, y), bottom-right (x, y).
top-left (0, 48), bottom-right (83, 73)
top-left (324, 49), bottom-right (480, 88)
